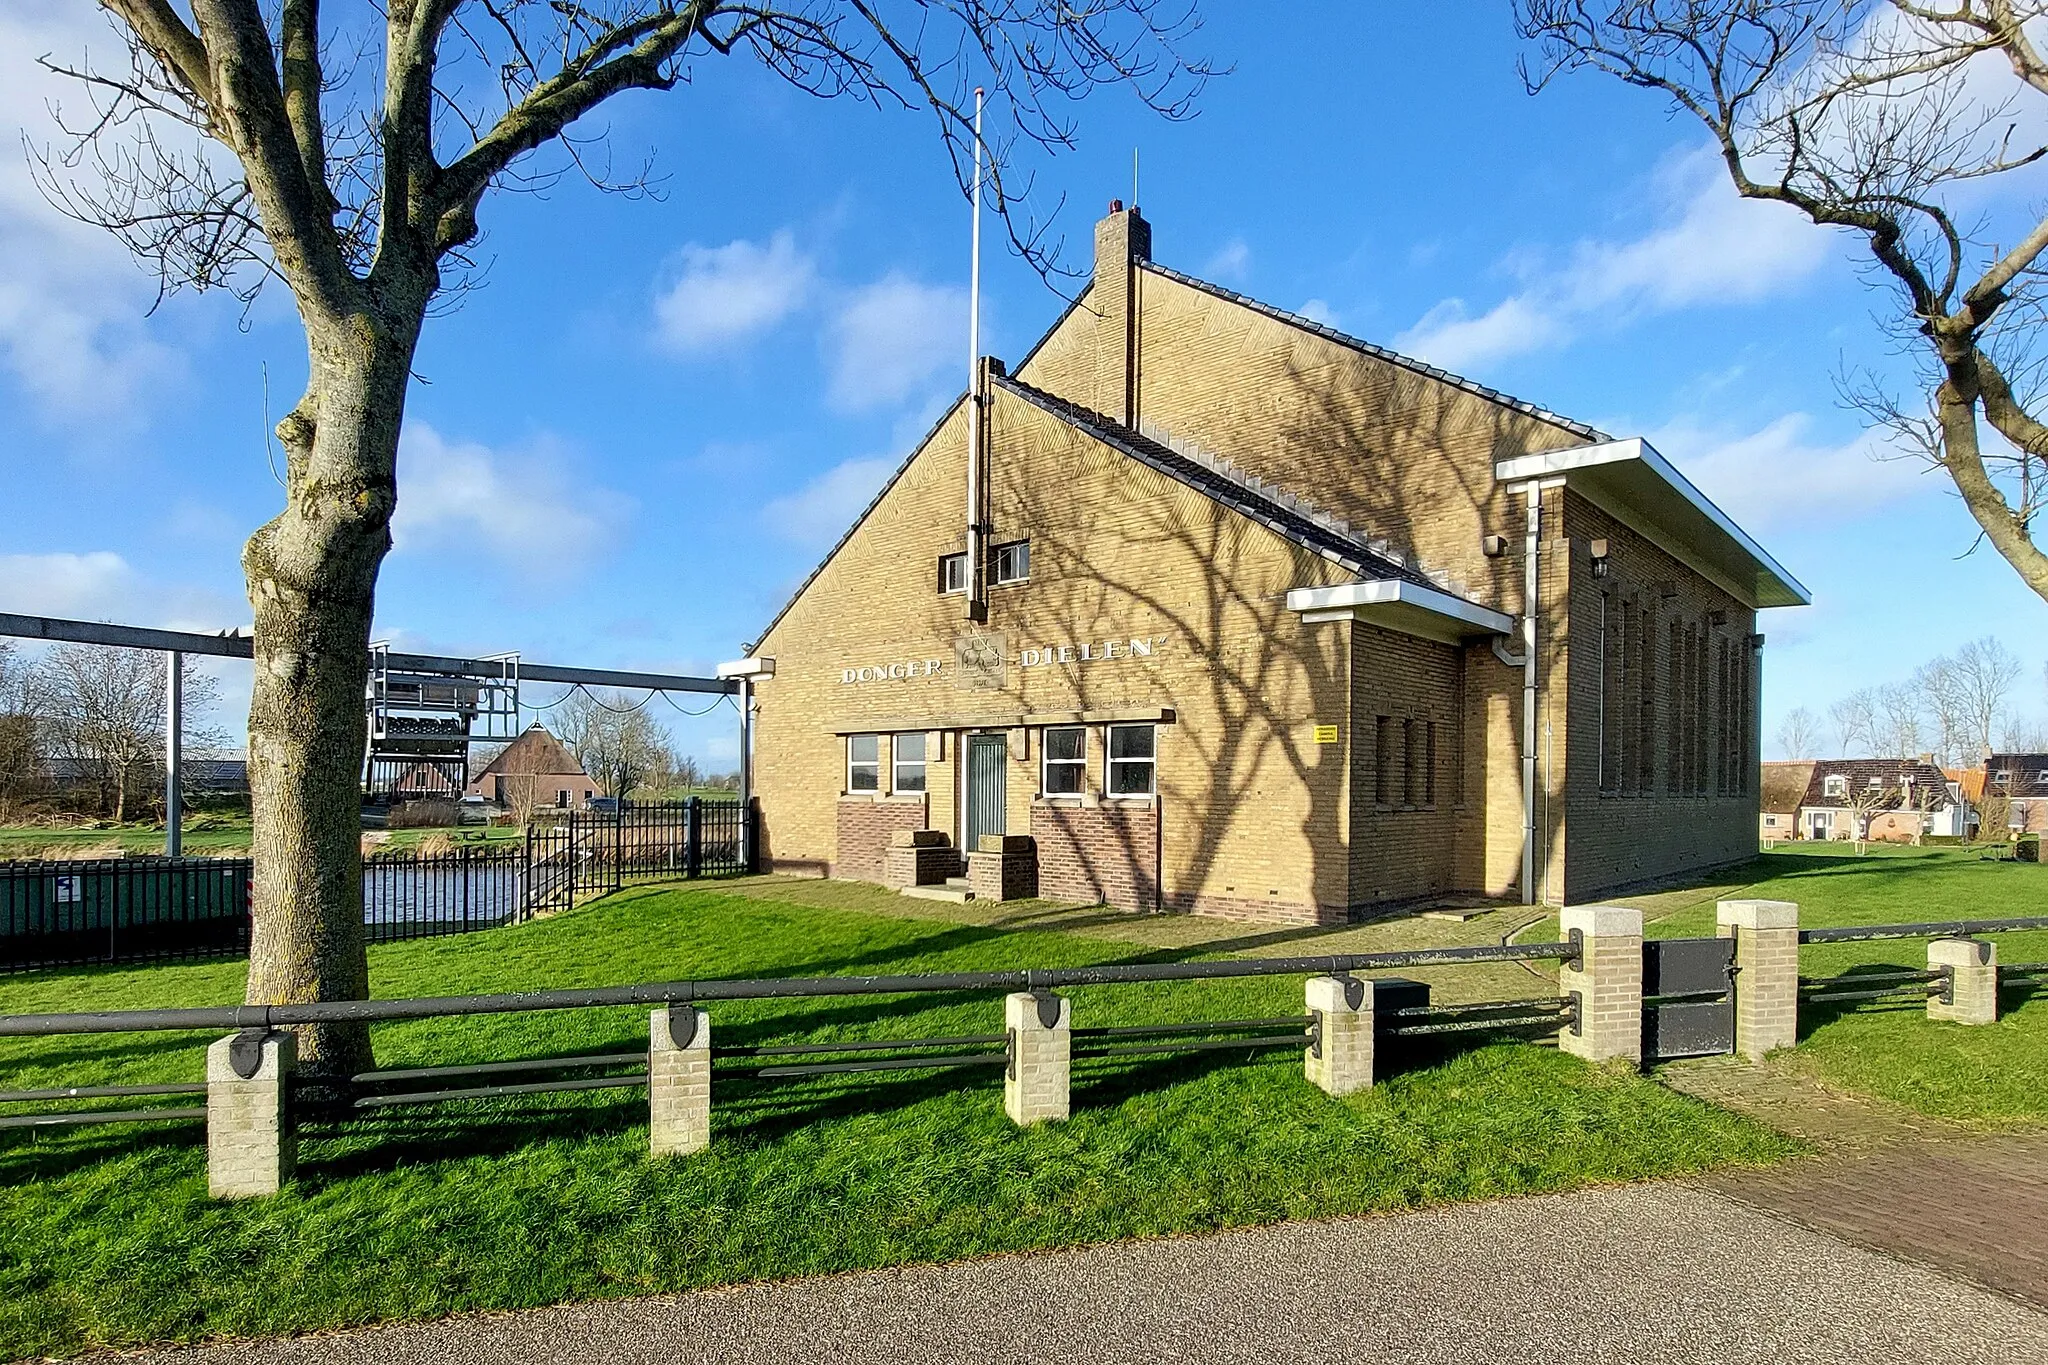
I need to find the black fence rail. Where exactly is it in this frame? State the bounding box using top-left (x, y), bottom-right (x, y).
top-left (526, 799), bottom-right (753, 911)
top-left (0, 938), bottom-right (1585, 1135)
top-left (0, 857), bottom-right (252, 972)
top-left (1799, 916), bottom-right (2048, 944)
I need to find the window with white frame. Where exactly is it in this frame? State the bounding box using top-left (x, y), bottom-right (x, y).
top-left (1107, 723), bottom-right (1156, 796)
top-left (1042, 726), bottom-right (1086, 795)
top-left (847, 734), bottom-right (880, 792)
top-left (991, 539), bottom-right (1030, 585)
top-left (938, 553), bottom-right (968, 595)
top-left (1823, 774), bottom-right (1847, 800)
top-left (892, 733), bottom-right (927, 792)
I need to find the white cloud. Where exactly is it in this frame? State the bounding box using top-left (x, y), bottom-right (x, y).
top-left (1295, 298), bottom-right (1342, 329)
top-left (652, 230), bottom-right (813, 354)
top-left (1645, 411), bottom-right (1929, 533)
top-left (0, 3), bottom-right (186, 420)
top-left (1397, 148), bottom-right (1829, 372)
top-left (0, 549), bottom-right (245, 629)
top-left (392, 423), bottom-right (633, 578)
top-left (825, 273), bottom-right (966, 412)
top-left (762, 454), bottom-right (897, 548)
top-left (1203, 239), bottom-right (1251, 281)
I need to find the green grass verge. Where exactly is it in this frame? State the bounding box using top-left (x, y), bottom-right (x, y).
top-left (1522, 845), bottom-right (2048, 1124)
top-left (0, 886), bottom-right (1792, 1357)
top-left (0, 819), bottom-right (521, 858)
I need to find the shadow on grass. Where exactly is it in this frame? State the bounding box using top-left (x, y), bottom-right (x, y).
top-left (1795, 959), bottom-right (1938, 1040)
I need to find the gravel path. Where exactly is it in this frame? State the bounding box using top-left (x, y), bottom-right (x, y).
top-left (106, 1182), bottom-right (2048, 1365)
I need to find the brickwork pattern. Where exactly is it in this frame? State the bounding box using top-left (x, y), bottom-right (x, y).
top-left (648, 1007), bottom-right (711, 1157)
top-left (205, 1030), bottom-right (295, 1199)
top-left (1558, 906), bottom-right (1644, 1066)
top-left (1004, 992), bottom-right (1070, 1125)
top-left (1927, 938), bottom-right (1999, 1025)
top-left (967, 846), bottom-right (1038, 901)
top-left (1303, 975), bottom-right (1373, 1096)
top-left (1562, 496), bottom-right (1760, 903)
top-left (884, 843), bottom-right (964, 890)
top-left (1717, 899), bottom-right (1800, 1058)
top-left (1032, 802), bottom-right (1159, 912)
top-left (832, 796), bottom-right (929, 884)
top-left (748, 209), bottom-right (1785, 923)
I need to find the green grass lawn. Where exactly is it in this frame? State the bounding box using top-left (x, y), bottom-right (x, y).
top-left (1523, 845), bottom-right (2048, 1124)
top-left (0, 884), bottom-right (1792, 1357)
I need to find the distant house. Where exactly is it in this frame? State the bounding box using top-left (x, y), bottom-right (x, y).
top-left (1797, 757), bottom-right (1965, 842)
top-left (1984, 752), bottom-right (2048, 834)
top-left (467, 725), bottom-right (598, 809)
top-left (1759, 760), bottom-right (1814, 843)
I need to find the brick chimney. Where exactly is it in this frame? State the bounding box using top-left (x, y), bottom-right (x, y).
top-left (1092, 201), bottom-right (1151, 427)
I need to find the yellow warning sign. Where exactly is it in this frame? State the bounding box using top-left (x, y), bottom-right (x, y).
top-left (1313, 724), bottom-right (1340, 745)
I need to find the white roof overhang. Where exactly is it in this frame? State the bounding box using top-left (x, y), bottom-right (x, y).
top-left (1285, 579), bottom-right (1515, 645)
top-left (1494, 438), bottom-right (1810, 610)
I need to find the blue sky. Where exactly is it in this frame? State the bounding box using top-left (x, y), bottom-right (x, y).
top-left (2, 2), bottom-right (2043, 767)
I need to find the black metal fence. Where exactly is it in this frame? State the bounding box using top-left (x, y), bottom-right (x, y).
top-left (0, 857), bottom-right (253, 972)
top-left (0, 800), bottom-right (755, 974)
top-left (527, 798), bottom-right (752, 912)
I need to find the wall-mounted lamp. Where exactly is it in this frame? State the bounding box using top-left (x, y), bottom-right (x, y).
top-left (1482, 534), bottom-right (1510, 558)
top-left (1588, 537), bottom-right (1610, 580)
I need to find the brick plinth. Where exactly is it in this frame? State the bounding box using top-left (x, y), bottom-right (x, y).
top-left (1559, 905), bottom-right (1643, 1067)
top-left (884, 843), bottom-right (964, 889)
top-left (206, 1029), bottom-right (295, 1199)
top-left (1717, 898), bottom-right (1800, 1058)
top-left (1004, 991), bottom-right (1070, 1125)
top-left (649, 1006), bottom-right (712, 1157)
top-left (1304, 974), bottom-right (1373, 1096)
top-left (1928, 938), bottom-right (1999, 1025)
top-left (834, 796), bottom-right (928, 883)
top-left (1031, 802), bottom-right (1158, 911)
top-left (968, 837), bottom-right (1038, 901)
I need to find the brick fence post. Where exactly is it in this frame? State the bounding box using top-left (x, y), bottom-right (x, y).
top-left (1928, 938), bottom-right (1999, 1025)
top-left (1004, 991), bottom-right (1070, 1125)
top-left (1304, 974), bottom-right (1373, 1096)
top-left (1559, 905), bottom-right (1643, 1067)
top-left (1717, 898), bottom-right (1801, 1059)
top-left (649, 1005), bottom-right (712, 1156)
top-left (205, 1029), bottom-right (295, 1199)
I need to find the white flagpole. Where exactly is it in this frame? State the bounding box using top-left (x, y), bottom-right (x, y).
top-left (965, 87), bottom-right (986, 619)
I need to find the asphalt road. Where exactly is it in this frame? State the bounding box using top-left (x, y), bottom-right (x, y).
top-left (103, 1182), bottom-right (2048, 1365)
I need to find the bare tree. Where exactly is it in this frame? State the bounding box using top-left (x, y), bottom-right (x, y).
top-left (0, 644), bottom-right (42, 817)
top-left (1914, 654), bottom-right (1965, 765)
top-left (556, 690), bottom-right (676, 797)
top-left (1519, 2), bottom-right (2048, 604)
top-left (1775, 703), bottom-right (1823, 757)
top-left (40, 2), bottom-right (1211, 1076)
top-left (1948, 634), bottom-right (2022, 756)
top-left (1831, 686), bottom-right (1879, 754)
top-left (1875, 678), bottom-right (1926, 756)
top-left (29, 645), bottom-right (221, 822)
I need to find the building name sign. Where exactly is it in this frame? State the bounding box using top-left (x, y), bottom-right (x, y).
top-left (837, 635), bottom-right (1171, 686)
top-left (1019, 636), bottom-right (1168, 667)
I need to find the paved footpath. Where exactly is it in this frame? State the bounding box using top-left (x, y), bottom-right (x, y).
top-left (1665, 1055), bottom-right (2048, 1311)
top-left (109, 1182), bottom-right (2048, 1365)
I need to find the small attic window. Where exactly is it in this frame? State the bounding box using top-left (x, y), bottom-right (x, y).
top-left (1823, 774), bottom-right (1847, 799)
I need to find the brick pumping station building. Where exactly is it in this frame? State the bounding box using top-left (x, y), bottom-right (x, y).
top-left (741, 206), bottom-right (1808, 924)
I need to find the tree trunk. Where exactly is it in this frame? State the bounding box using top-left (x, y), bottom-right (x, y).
top-left (242, 308), bottom-right (420, 1081)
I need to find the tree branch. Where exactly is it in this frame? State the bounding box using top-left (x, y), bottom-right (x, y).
top-left (101, 0), bottom-right (218, 113)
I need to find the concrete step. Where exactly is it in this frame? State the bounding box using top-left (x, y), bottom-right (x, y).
top-left (944, 876), bottom-right (971, 889)
top-left (902, 885), bottom-right (974, 904)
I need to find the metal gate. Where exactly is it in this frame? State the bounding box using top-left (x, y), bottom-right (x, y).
top-left (965, 733), bottom-right (1007, 853)
top-left (1642, 936), bottom-right (1737, 1060)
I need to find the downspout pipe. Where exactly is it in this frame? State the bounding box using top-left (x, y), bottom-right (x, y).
top-left (1511, 478), bottom-right (1566, 906)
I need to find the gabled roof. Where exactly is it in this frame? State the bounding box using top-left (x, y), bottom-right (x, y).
top-left (1760, 760), bottom-right (1815, 815)
top-left (474, 725), bottom-right (587, 779)
top-left (992, 376), bottom-right (1436, 586)
top-left (1986, 752), bottom-right (2048, 799)
top-left (1141, 262), bottom-right (1607, 443)
top-left (1802, 758), bottom-right (1956, 811)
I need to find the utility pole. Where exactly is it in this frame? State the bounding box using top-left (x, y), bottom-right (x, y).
top-left (165, 651), bottom-right (183, 857)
